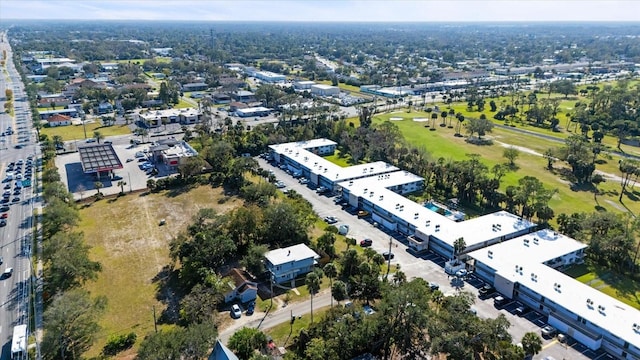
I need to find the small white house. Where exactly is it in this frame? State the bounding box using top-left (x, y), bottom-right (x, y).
top-left (46, 114), bottom-right (72, 127)
top-left (223, 269), bottom-right (258, 304)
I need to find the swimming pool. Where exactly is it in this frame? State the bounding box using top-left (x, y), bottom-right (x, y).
top-left (425, 202), bottom-right (452, 216)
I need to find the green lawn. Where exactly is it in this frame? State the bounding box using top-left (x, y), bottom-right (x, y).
top-left (42, 122), bottom-right (131, 141)
top-left (324, 149), bottom-right (356, 167)
top-left (175, 98), bottom-right (197, 109)
top-left (370, 111), bottom-right (640, 218)
top-left (265, 307), bottom-right (331, 347)
top-left (316, 79), bottom-right (364, 94)
top-left (564, 263), bottom-right (640, 310)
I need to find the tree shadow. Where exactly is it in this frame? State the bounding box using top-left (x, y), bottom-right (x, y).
top-left (152, 265), bottom-right (183, 325)
top-left (594, 205), bottom-right (607, 212)
top-left (165, 183), bottom-right (198, 198)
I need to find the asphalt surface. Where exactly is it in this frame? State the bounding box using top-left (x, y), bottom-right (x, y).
top-left (0, 31), bottom-right (40, 360)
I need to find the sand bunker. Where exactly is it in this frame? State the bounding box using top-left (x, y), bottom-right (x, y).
top-left (413, 118), bottom-right (429, 122)
top-left (390, 117), bottom-right (403, 121)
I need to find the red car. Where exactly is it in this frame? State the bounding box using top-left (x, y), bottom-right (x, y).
top-left (0, 213), bottom-right (7, 219)
top-left (360, 239), bottom-right (373, 247)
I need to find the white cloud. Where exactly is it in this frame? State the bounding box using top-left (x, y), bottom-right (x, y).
top-left (1, 0), bottom-right (639, 21)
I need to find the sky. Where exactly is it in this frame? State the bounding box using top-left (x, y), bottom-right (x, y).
top-left (1, 0), bottom-right (639, 22)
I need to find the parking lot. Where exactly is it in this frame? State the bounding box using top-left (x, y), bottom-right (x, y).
top-left (55, 141), bottom-right (174, 199)
top-left (257, 157), bottom-right (616, 360)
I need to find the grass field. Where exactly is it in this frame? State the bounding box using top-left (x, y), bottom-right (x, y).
top-left (564, 263), bottom-right (640, 310)
top-left (370, 111), bottom-right (640, 218)
top-left (79, 186), bottom-right (243, 357)
top-left (316, 79), bottom-right (363, 94)
top-left (42, 122), bottom-right (131, 141)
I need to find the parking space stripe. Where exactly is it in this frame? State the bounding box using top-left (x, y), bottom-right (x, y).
top-left (542, 339), bottom-right (558, 350)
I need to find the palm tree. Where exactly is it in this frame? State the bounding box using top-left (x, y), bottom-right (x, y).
top-left (52, 135), bottom-right (64, 151)
top-left (454, 237), bottom-right (466, 258)
top-left (323, 263), bottom-right (337, 307)
top-left (455, 114), bottom-right (465, 136)
top-left (430, 112), bottom-right (438, 130)
top-left (448, 108), bottom-right (455, 128)
top-left (521, 332), bottom-right (542, 356)
top-left (93, 131), bottom-right (104, 144)
top-left (440, 111), bottom-right (447, 127)
top-left (305, 272), bottom-right (321, 323)
top-left (117, 180), bottom-right (126, 194)
top-left (94, 181), bottom-right (103, 196)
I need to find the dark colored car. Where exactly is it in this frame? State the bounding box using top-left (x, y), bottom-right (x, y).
top-left (360, 239), bottom-right (373, 247)
top-left (478, 284), bottom-right (495, 297)
top-left (382, 251), bottom-right (394, 260)
top-left (246, 301), bottom-right (256, 316)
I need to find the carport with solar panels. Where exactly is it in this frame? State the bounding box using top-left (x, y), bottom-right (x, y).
top-left (77, 144), bottom-right (123, 178)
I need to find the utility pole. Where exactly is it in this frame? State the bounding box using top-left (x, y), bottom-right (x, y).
top-left (385, 237), bottom-right (392, 280)
top-left (152, 306), bottom-right (158, 333)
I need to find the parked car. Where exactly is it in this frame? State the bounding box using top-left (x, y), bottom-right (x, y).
top-left (515, 303), bottom-right (530, 316)
top-left (357, 210), bottom-right (370, 218)
top-left (478, 284), bottom-right (495, 297)
top-left (429, 282), bottom-right (440, 291)
top-left (85, 138), bottom-right (97, 143)
top-left (494, 296), bottom-right (508, 308)
top-left (316, 186), bottom-right (328, 194)
top-left (541, 325), bottom-right (557, 338)
top-left (299, 178), bottom-right (309, 184)
top-left (1, 267), bottom-right (13, 279)
top-left (323, 216), bottom-right (338, 224)
top-left (360, 239), bottom-right (373, 247)
top-left (230, 304), bottom-right (242, 319)
top-left (0, 219), bottom-right (6, 227)
top-left (338, 224), bottom-right (349, 235)
top-left (455, 269), bottom-right (468, 278)
top-left (275, 181), bottom-right (286, 189)
top-left (246, 302), bottom-right (255, 316)
top-left (382, 251), bottom-right (394, 260)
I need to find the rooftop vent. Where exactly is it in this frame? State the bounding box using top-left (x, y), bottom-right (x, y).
top-left (524, 239), bottom-right (530, 246)
top-left (554, 283), bottom-right (562, 293)
top-left (531, 273), bottom-right (538, 281)
top-left (586, 298), bottom-right (594, 308)
top-left (533, 237), bottom-right (539, 245)
top-left (633, 323), bottom-right (640, 332)
top-left (379, 195), bottom-right (384, 201)
top-left (597, 305), bottom-right (606, 314)
top-left (488, 250), bottom-right (493, 258)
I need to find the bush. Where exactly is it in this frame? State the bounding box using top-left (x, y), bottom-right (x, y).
top-left (102, 332), bottom-right (137, 355)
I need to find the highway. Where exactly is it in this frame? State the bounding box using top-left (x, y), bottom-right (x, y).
top-left (0, 30), bottom-right (40, 360)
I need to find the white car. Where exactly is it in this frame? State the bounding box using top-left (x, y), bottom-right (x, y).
top-left (2, 267), bottom-right (13, 279)
top-left (230, 304), bottom-right (242, 319)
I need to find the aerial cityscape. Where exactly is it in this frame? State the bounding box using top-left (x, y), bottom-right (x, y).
top-left (0, 1), bottom-right (640, 360)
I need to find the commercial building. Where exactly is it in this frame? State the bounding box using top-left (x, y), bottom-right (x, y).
top-left (264, 244), bottom-right (320, 284)
top-left (234, 107), bottom-right (272, 118)
top-left (38, 108), bottom-right (79, 120)
top-left (149, 139), bottom-right (198, 169)
top-left (310, 84), bottom-right (340, 96)
top-left (268, 139), bottom-right (639, 358)
top-left (293, 80), bottom-right (316, 90)
top-left (181, 82), bottom-right (208, 92)
top-left (254, 71), bottom-right (286, 83)
top-left (136, 108), bottom-right (201, 127)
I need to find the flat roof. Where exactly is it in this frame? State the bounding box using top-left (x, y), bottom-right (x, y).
top-left (469, 229), bottom-right (638, 345)
top-left (78, 144), bottom-right (123, 173)
top-left (236, 107), bottom-right (272, 113)
top-left (338, 170), bottom-right (424, 196)
top-left (161, 141), bottom-right (198, 158)
top-left (311, 84), bottom-right (338, 90)
top-left (468, 229), bottom-right (587, 267)
top-left (264, 244), bottom-right (320, 266)
top-left (270, 140), bottom-right (399, 183)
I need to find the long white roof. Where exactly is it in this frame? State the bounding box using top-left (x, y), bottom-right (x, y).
top-left (338, 170), bottom-right (424, 196)
top-left (468, 229), bottom-right (640, 347)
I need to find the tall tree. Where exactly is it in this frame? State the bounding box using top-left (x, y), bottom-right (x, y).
top-left (305, 272), bottom-right (322, 323)
top-left (228, 327), bottom-right (267, 360)
top-left (42, 290), bottom-right (107, 360)
top-left (323, 262), bottom-right (338, 307)
top-left (521, 332), bottom-right (542, 356)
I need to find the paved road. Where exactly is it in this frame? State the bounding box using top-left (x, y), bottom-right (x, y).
top-left (0, 31), bottom-right (40, 360)
top-left (218, 291), bottom-right (333, 345)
